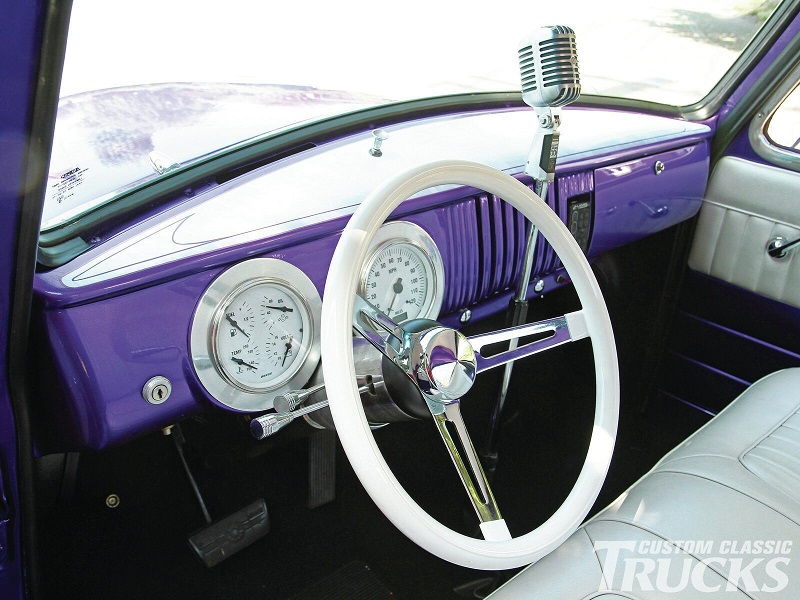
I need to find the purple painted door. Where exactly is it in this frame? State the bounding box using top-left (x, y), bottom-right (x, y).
top-left (0, 0), bottom-right (54, 597)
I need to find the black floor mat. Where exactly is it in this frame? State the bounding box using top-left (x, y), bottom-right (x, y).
top-left (290, 562), bottom-right (393, 600)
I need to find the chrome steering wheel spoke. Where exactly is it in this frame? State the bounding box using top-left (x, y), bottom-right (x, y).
top-left (354, 292), bottom-right (508, 538)
top-left (469, 310), bottom-right (588, 373)
top-left (431, 400), bottom-right (508, 538)
top-left (352, 293), bottom-right (405, 363)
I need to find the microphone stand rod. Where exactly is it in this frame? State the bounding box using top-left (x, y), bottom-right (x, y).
top-left (482, 106), bottom-right (560, 476)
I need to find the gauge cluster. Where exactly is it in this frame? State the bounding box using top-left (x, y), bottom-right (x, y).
top-left (190, 258), bottom-right (321, 412)
top-left (190, 222), bottom-right (444, 413)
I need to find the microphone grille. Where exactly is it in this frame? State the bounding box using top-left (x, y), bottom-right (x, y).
top-left (518, 45), bottom-right (538, 94)
top-left (518, 25), bottom-right (581, 107)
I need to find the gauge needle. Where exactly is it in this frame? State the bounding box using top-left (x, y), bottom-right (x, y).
top-left (264, 305), bottom-right (294, 313)
top-left (281, 336), bottom-right (293, 367)
top-left (226, 314), bottom-right (250, 338)
top-left (386, 278), bottom-right (403, 314)
top-left (231, 356), bottom-right (257, 370)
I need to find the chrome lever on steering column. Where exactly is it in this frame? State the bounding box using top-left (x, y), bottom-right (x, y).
top-left (250, 400), bottom-right (331, 439)
top-left (250, 383), bottom-right (372, 440)
top-left (273, 383), bottom-right (326, 412)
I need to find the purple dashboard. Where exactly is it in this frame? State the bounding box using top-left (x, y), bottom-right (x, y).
top-left (33, 106), bottom-right (711, 451)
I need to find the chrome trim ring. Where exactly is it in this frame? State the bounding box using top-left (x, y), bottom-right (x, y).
top-left (357, 221), bottom-right (445, 320)
top-left (190, 258), bottom-right (321, 412)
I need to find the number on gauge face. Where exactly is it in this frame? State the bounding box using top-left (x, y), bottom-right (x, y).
top-left (364, 243), bottom-right (434, 322)
top-left (215, 282), bottom-right (308, 391)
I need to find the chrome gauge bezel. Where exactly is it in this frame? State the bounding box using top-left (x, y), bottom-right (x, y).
top-left (190, 258), bottom-right (321, 412)
top-left (358, 221), bottom-right (445, 321)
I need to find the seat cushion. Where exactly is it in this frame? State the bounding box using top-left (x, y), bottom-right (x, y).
top-left (489, 369), bottom-right (800, 599)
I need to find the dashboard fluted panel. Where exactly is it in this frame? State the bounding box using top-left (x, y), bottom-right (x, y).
top-left (441, 199), bottom-right (481, 314)
top-left (474, 192), bottom-right (537, 300)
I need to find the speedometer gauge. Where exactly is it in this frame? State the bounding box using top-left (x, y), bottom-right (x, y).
top-left (191, 258), bottom-right (321, 412)
top-left (359, 221), bottom-right (445, 322)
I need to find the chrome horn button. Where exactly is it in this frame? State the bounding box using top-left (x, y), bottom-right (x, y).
top-left (411, 326), bottom-right (477, 403)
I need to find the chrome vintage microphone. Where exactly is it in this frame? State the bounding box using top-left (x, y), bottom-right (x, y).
top-left (483, 26), bottom-right (581, 472)
top-left (519, 25), bottom-right (580, 180)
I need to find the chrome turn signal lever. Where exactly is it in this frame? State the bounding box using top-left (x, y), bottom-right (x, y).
top-left (250, 400), bottom-right (330, 439)
top-left (250, 383), bottom-right (371, 440)
top-left (273, 383), bottom-right (326, 413)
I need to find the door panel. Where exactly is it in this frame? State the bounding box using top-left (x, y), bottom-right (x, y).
top-left (659, 156), bottom-right (800, 414)
top-left (688, 156), bottom-right (800, 308)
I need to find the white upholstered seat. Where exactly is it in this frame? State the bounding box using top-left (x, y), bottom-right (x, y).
top-left (489, 369), bottom-right (800, 599)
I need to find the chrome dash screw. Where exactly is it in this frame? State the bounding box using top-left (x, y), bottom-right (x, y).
top-left (369, 129), bottom-right (389, 157)
top-left (460, 309), bottom-right (472, 324)
top-left (534, 279), bottom-right (545, 293)
top-left (654, 160), bottom-right (665, 175)
top-left (105, 494), bottom-right (120, 509)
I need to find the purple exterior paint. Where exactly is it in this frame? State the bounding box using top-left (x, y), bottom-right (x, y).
top-left (0, 0), bottom-right (49, 596)
top-left (590, 142), bottom-right (709, 255)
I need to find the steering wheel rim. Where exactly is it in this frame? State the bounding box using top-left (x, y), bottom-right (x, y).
top-left (321, 160), bottom-right (619, 570)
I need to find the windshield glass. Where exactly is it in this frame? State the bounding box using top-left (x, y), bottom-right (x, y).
top-left (44, 0), bottom-right (779, 231)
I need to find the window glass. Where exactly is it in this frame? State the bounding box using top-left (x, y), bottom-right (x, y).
top-left (766, 83), bottom-right (800, 150)
top-left (44, 0), bottom-right (781, 231)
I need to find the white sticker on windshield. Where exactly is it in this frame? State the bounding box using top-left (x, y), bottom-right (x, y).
top-left (50, 166), bottom-right (89, 206)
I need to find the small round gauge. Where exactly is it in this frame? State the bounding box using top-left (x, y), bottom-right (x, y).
top-left (190, 258), bottom-right (321, 412)
top-left (213, 281), bottom-right (309, 392)
top-left (359, 221), bottom-right (445, 322)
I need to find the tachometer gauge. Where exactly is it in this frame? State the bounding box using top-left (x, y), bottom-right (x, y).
top-left (191, 258), bottom-right (321, 412)
top-left (360, 221), bottom-right (445, 322)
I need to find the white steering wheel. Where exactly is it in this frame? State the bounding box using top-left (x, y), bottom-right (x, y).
top-left (321, 160), bottom-right (619, 570)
